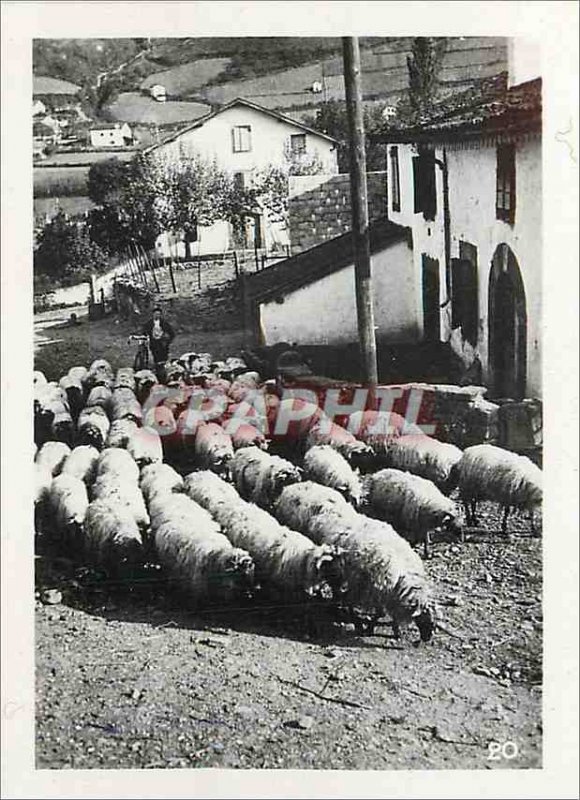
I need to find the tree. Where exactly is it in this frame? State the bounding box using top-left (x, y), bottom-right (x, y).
top-left (405, 37), bottom-right (447, 119)
top-left (34, 213), bottom-right (109, 287)
top-left (87, 157), bottom-right (127, 205)
top-left (303, 100), bottom-right (387, 172)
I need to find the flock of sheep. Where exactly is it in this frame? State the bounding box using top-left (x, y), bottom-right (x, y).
top-left (34, 352), bottom-right (543, 643)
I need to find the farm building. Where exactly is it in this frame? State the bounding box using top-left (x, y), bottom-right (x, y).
top-left (146, 97), bottom-right (339, 257)
top-left (375, 47), bottom-right (542, 399)
top-left (89, 122), bottom-right (134, 148)
top-left (244, 219), bottom-right (417, 348)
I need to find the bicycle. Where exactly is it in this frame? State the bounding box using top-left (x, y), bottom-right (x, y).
top-left (128, 334), bottom-right (150, 371)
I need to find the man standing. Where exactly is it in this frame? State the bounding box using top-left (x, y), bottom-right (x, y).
top-left (142, 306), bottom-right (175, 378)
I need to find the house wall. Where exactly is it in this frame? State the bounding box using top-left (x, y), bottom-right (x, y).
top-left (154, 105), bottom-right (338, 175)
top-left (90, 129), bottom-right (125, 148)
top-left (386, 136), bottom-right (542, 397)
top-left (259, 238), bottom-right (419, 346)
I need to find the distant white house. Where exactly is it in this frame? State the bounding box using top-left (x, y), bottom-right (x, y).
top-left (149, 84), bottom-right (167, 102)
top-left (89, 122), bottom-right (133, 148)
top-left (33, 99), bottom-right (47, 117)
top-left (145, 97), bottom-right (339, 257)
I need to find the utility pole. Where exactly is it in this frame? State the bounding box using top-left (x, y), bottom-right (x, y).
top-left (342, 36), bottom-right (378, 388)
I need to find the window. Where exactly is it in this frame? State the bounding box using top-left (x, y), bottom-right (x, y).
top-left (413, 150), bottom-right (437, 221)
top-left (389, 146), bottom-right (401, 212)
top-left (290, 133), bottom-right (307, 154)
top-left (496, 143), bottom-right (516, 224)
top-left (232, 125), bottom-right (252, 153)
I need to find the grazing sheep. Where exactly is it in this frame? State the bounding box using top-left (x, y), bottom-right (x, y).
top-left (134, 369), bottom-right (158, 404)
top-left (228, 373), bottom-right (261, 404)
top-left (385, 435), bottom-right (463, 493)
top-left (91, 474), bottom-right (150, 531)
top-left (114, 367), bottom-right (136, 391)
top-left (84, 500), bottom-right (144, 567)
top-left (347, 410), bottom-right (417, 461)
top-left (305, 421), bottom-right (374, 471)
top-left (61, 445), bottom-right (100, 484)
top-left (275, 482), bottom-right (437, 642)
top-left (96, 447), bottom-right (140, 482)
top-left (140, 463), bottom-right (184, 506)
top-left (110, 387), bottom-right (143, 425)
top-left (194, 422), bottom-right (234, 476)
top-left (232, 446), bottom-right (301, 508)
top-left (50, 405), bottom-right (75, 445)
top-left (77, 405), bottom-right (111, 449)
top-left (456, 444), bottom-right (542, 534)
top-left (85, 360), bottom-right (114, 390)
top-left (226, 420), bottom-right (268, 451)
top-left (150, 493), bottom-right (255, 605)
top-left (58, 374), bottom-right (85, 419)
top-left (105, 418), bottom-right (139, 449)
top-left (48, 474), bottom-right (89, 547)
top-left (364, 468), bottom-right (463, 557)
top-left (86, 385), bottom-right (113, 412)
top-left (142, 404), bottom-right (177, 437)
top-left (303, 445), bottom-right (363, 506)
top-left (67, 366), bottom-right (88, 385)
top-left (184, 470), bottom-right (342, 605)
top-left (34, 370), bottom-right (48, 388)
top-left (35, 441), bottom-right (71, 476)
top-left (127, 427), bottom-right (163, 468)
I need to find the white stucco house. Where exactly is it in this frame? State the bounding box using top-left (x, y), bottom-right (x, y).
top-left (145, 97), bottom-right (339, 257)
top-left (89, 122), bottom-right (133, 148)
top-left (376, 62), bottom-right (541, 400)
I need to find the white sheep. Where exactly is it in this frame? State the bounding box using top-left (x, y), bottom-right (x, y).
top-left (67, 365), bottom-right (88, 385)
top-left (184, 470), bottom-right (343, 605)
top-left (305, 421), bottom-right (374, 471)
top-left (34, 370), bottom-right (48, 388)
top-left (86, 385), bottom-right (113, 411)
top-left (85, 360), bottom-right (114, 390)
top-left (224, 419), bottom-right (268, 451)
top-left (134, 369), bottom-right (158, 404)
top-left (105, 418), bottom-right (139, 449)
top-left (50, 405), bottom-right (75, 445)
top-left (150, 493), bottom-right (255, 605)
top-left (232, 446), bottom-right (301, 508)
top-left (140, 463), bottom-right (184, 506)
top-left (110, 387), bottom-right (143, 425)
top-left (48, 473), bottom-right (89, 547)
top-left (364, 468), bottom-right (463, 557)
top-left (303, 445), bottom-right (362, 506)
top-left (114, 367), bottom-right (136, 391)
top-left (84, 499), bottom-right (144, 567)
top-left (275, 481), bottom-right (437, 641)
top-left (35, 441), bottom-right (71, 476)
top-left (456, 444), bottom-right (542, 534)
top-left (347, 409), bottom-right (416, 461)
top-left (127, 426), bottom-right (163, 467)
top-left (91, 474), bottom-right (150, 531)
top-left (61, 445), bottom-right (100, 484)
top-left (77, 405), bottom-right (111, 449)
top-left (194, 422), bottom-right (234, 476)
top-left (96, 447), bottom-right (140, 482)
top-left (384, 435), bottom-right (463, 493)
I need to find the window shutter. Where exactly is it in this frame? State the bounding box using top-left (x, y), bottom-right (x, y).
top-left (424, 153), bottom-right (437, 221)
top-left (413, 156), bottom-right (422, 213)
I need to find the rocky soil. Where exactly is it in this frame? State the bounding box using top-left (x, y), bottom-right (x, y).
top-left (36, 501), bottom-right (542, 771)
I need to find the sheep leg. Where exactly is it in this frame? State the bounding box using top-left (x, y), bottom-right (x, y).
top-left (463, 501), bottom-right (472, 526)
top-left (423, 532), bottom-right (431, 559)
top-left (501, 506), bottom-right (510, 535)
top-left (529, 510), bottom-right (539, 537)
top-left (470, 500), bottom-right (479, 525)
top-left (391, 620), bottom-right (401, 640)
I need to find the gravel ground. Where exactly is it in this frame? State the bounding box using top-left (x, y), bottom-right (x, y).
top-left (36, 501), bottom-right (542, 771)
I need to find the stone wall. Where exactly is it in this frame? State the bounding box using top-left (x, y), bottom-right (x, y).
top-left (288, 172), bottom-right (388, 254)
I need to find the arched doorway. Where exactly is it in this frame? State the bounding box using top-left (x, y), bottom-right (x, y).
top-left (488, 244), bottom-right (527, 399)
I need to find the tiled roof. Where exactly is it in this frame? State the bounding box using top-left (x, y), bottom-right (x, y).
top-left (144, 97), bottom-right (338, 155)
top-left (375, 73), bottom-right (541, 143)
top-left (33, 75), bottom-right (82, 96)
top-left (246, 218), bottom-right (410, 304)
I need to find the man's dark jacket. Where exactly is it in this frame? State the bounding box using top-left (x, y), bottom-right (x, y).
top-left (142, 318), bottom-right (175, 342)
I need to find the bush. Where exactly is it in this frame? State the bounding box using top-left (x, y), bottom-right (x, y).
top-left (34, 213), bottom-right (110, 287)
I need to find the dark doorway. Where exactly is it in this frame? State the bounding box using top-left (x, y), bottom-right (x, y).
top-left (488, 244), bottom-right (527, 399)
top-left (451, 241), bottom-right (479, 346)
top-left (422, 254), bottom-right (440, 341)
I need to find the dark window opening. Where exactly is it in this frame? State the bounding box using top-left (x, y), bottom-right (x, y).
top-left (290, 133), bottom-right (307, 154)
top-left (389, 146), bottom-right (401, 212)
top-left (451, 242), bottom-right (479, 346)
top-left (422, 254), bottom-right (440, 341)
top-left (496, 143), bottom-right (516, 224)
top-left (413, 150), bottom-right (437, 221)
